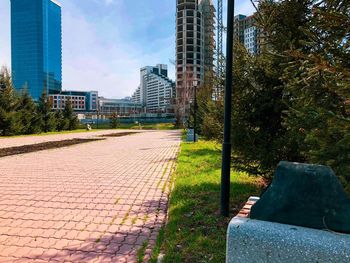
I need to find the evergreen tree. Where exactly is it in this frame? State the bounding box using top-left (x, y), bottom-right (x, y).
top-left (197, 73), bottom-right (224, 141)
top-left (280, 0), bottom-right (350, 190)
top-left (63, 98), bottom-right (78, 130)
top-left (230, 0), bottom-right (349, 185)
top-left (0, 67), bottom-right (22, 136)
top-left (230, 43), bottom-right (297, 177)
top-left (197, 0), bottom-right (349, 191)
top-left (55, 110), bottom-right (68, 131)
top-left (38, 89), bottom-right (56, 133)
top-left (110, 112), bottom-right (119, 128)
top-left (18, 88), bottom-right (41, 134)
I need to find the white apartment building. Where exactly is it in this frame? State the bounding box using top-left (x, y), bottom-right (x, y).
top-left (132, 64), bottom-right (175, 113)
top-left (244, 26), bottom-right (258, 54)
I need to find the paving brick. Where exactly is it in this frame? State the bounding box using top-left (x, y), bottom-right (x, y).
top-left (0, 130), bottom-right (180, 261)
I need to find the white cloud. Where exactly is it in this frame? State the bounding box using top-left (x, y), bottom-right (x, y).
top-left (61, 1), bottom-right (142, 98)
top-left (0, 0), bottom-right (175, 99)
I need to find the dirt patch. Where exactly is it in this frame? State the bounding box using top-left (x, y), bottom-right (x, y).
top-left (100, 132), bottom-right (139, 137)
top-left (0, 138), bottom-right (104, 158)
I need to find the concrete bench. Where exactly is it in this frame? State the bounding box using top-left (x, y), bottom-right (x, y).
top-left (227, 197), bottom-right (350, 263)
top-left (227, 161), bottom-right (350, 263)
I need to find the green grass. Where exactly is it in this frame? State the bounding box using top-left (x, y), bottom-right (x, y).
top-left (159, 141), bottom-right (263, 263)
top-left (1, 123), bottom-right (177, 138)
top-left (137, 241), bottom-right (149, 263)
top-left (150, 228), bottom-right (165, 262)
top-left (117, 123), bottom-right (177, 130)
top-left (80, 122), bottom-right (177, 130)
top-left (1, 129), bottom-right (100, 138)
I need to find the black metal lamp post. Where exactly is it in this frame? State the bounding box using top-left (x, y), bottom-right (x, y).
top-left (221, 0), bottom-right (235, 217)
top-left (97, 100), bottom-right (101, 129)
top-left (96, 111), bottom-right (98, 129)
top-left (193, 79), bottom-right (198, 143)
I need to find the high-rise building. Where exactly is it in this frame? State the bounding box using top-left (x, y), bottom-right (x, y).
top-left (132, 86), bottom-right (141, 104)
top-left (11, 0), bottom-right (62, 100)
top-left (244, 26), bottom-right (258, 54)
top-left (199, 0), bottom-right (215, 73)
top-left (234, 14), bottom-right (261, 55)
top-left (175, 0), bottom-right (215, 121)
top-left (132, 64), bottom-right (176, 113)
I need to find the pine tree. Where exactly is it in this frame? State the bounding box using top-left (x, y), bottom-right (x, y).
top-left (197, 0), bottom-right (349, 190)
top-left (0, 67), bottom-right (22, 136)
top-left (38, 89), bottom-right (56, 133)
top-left (230, 43), bottom-right (297, 177)
top-left (280, 0), bottom-right (350, 190)
top-left (63, 98), bottom-right (78, 131)
top-left (18, 88), bottom-right (41, 134)
top-left (110, 112), bottom-right (119, 128)
top-left (55, 110), bottom-right (68, 131)
top-left (197, 73), bottom-right (224, 140)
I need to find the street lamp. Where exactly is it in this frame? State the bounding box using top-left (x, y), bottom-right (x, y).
top-left (97, 100), bottom-right (102, 129)
top-left (221, 0), bottom-right (235, 217)
top-left (193, 79), bottom-right (198, 142)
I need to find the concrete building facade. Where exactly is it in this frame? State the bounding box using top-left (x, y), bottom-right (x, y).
top-left (132, 86), bottom-right (141, 104)
top-left (234, 14), bottom-right (261, 55)
top-left (175, 0), bottom-right (215, 121)
top-left (132, 64), bottom-right (175, 113)
top-left (99, 97), bottom-right (142, 116)
top-left (49, 94), bottom-right (86, 111)
top-left (244, 26), bottom-right (258, 54)
top-left (49, 91), bottom-right (98, 112)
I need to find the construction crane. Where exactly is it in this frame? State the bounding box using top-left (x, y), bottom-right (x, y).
top-left (214, 0), bottom-right (224, 100)
top-left (217, 0), bottom-right (223, 79)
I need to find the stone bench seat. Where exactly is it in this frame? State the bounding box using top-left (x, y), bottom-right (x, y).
top-left (227, 196), bottom-right (350, 263)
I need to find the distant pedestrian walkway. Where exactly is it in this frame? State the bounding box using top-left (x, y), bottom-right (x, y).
top-left (0, 130), bottom-right (140, 149)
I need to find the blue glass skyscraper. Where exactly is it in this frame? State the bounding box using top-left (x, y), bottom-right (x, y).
top-left (11, 0), bottom-right (62, 100)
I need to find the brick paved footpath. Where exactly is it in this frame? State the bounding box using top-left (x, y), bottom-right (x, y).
top-left (0, 130), bottom-right (181, 262)
top-left (0, 130), bottom-right (133, 149)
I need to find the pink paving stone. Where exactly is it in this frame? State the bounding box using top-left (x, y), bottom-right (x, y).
top-left (117, 244), bottom-right (134, 255)
top-left (112, 255), bottom-right (127, 263)
top-left (124, 235), bottom-right (138, 245)
top-left (104, 242), bottom-right (121, 254)
top-left (12, 258), bottom-right (33, 263)
top-left (0, 131), bottom-right (180, 261)
top-left (25, 247), bottom-right (46, 259)
top-left (75, 231), bottom-right (93, 241)
top-left (52, 239), bottom-right (71, 250)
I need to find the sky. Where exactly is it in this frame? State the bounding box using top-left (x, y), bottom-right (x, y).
top-left (0, 0), bottom-right (255, 99)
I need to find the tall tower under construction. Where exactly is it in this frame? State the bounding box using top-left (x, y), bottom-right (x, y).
top-left (175, 0), bottom-right (215, 122)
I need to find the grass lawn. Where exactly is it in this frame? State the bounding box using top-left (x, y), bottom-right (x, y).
top-left (118, 123), bottom-right (177, 130)
top-left (80, 122), bottom-right (177, 130)
top-left (0, 129), bottom-right (99, 138)
top-left (156, 140), bottom-right (264, 263)
top-left (1, 123), bottom-right (177, 138)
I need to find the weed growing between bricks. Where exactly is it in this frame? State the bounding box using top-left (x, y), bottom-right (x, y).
top-left (137, 241), bottom-right (149, 263)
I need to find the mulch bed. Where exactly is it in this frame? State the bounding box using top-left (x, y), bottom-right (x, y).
top-left (99, 132), bottom-right (139, 137)
top-left (0, 138), bottom-right (104, 158)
